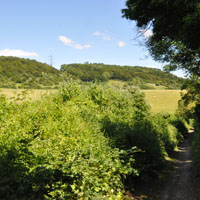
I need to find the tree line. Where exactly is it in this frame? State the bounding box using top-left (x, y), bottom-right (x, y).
top-left (61, 62), bottom-right (183, 89)
top-left (0, 56), bottom-right (183, 89)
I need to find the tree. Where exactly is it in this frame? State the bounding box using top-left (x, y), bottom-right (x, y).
top-left (122, 0), bottom-right (200, 76)
top-left (147, 37), bottom-right (200, 76)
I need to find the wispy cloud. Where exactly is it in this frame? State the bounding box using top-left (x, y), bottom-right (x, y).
top-left (58, 36), bottom-right (74, 46)
top-left (0, 49), bottom-right (38, 57)
top-left (140, 29), bottom-right (153, 38)
top-left (93, 32), bottom-right (111, 41)
top-left (94, 31), bottom-right (126, 48)
top-left (117, 41), bottom-right (126, 47)
top-left (58, 35), bottom-right (92, 50)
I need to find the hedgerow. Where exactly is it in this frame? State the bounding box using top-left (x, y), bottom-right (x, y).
top-left (0, 81), bottom-right (181, 199)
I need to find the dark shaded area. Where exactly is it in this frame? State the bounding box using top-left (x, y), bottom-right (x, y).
top-left (130, 133), bottom-right (200, 200)
top-left (0, 146), bottom-right (74, 200)
top-left (160, 134), bottom-right (200, 200)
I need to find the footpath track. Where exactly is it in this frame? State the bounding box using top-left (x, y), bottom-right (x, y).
top-left (132, 133), bottom-right (200, 200)
top-left (160, 134), bottom-right (200, 200)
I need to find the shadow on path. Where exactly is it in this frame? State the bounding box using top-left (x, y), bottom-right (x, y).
top-left (160, 134), bottom-right (200, 200)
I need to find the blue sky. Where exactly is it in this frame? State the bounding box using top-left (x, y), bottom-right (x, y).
top-left (0, 0), bottom-right (183, 76)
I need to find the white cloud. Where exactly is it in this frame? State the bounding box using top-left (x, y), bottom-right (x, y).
top-left (74, 44), bottom-right (92, 50)
top-left (58, 35), bottom-right (92, 50)
top-left (58, 36), bottom-right (74, 46)
top-left (94, 31), bottom-right (126, 48)
top-left (93, 32), bottom-right (111, 41)
top-left (0, 49), bottom-right (38, 57)
top-left (117, 41), bottom-right (126, 47)
top-left (140, 29), bottom-right (153, 38)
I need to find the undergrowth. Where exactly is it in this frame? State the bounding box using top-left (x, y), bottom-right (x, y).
top-left (0, 81), bottom-right (183, 199)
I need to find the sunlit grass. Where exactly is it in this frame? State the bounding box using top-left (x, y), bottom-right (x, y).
top-left (0, 88), bottom-right (183, 113)
top-left (143, 90), bottom-right (183, 113)
top-left (0, 88), bottom-right (57, 101)
top-left (107, 80), bottom-right (126, 88)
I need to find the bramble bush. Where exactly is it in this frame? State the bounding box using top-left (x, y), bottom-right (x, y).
top-left (0, 81), bottom-right (181, 199)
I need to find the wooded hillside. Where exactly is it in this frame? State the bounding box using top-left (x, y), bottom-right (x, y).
top-left (0, 56), bottom-right (64, 88)
top-left (0, 57), bottom-right (184, 89)
top-left (61, 63), bottom-right (183, 89)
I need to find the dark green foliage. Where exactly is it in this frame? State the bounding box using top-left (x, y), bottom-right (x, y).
top-left (179, 76), bottom-right (200, 177)
top-left (122, 0), bottom-right (200, 76)
top-left (60, 63), bottom-right (183, 89)
top-left (169, 117), bottom-right (189, 138)
top-left (122, 0), bottom-right (200, 50)
top-left (192, 123), bottom-right (200, 177)
top-left (176, 76), bottom-right (200, 130)
top-left (147, 38), bottom-right (200, 76)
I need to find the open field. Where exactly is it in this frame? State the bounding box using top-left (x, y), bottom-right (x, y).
top-left (0, 88), bottom-right (57, 101)
top-left (143, 90), bottom-right (182, 113)
top-left (0, 88), bottom-right (182, 113)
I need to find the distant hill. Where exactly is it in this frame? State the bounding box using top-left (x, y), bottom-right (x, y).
top-left (0, 56), bottom-right (65, 88)
top-left (61, 63), bottom-right (184, 89)
top-left (0, 57), bottom-right (184, 89)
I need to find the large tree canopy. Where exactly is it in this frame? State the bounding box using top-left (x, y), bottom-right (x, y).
top-left (122, 0), bottom-right (200, 76)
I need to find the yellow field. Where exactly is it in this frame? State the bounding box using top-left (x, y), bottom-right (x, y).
top-left (0, 89), bottom-right (57, 101)
top-left (143, 90), bottom-right (182, 113)
top-left (0, 88), bottom-right (182, 113)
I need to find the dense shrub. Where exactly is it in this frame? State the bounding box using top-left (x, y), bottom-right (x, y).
top-left (0, 88), bottom-right (134, 199)
top-left (169, 116), bottom-right (189, 138)
top-left (192, 105), bottom-right (200, 178)
top-left (192, 121), bottom-right (200, 177)
top-left (0, 82), bottom-right (181, 199)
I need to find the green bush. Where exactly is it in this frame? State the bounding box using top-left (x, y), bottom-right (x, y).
top-left (0, 82), bottom-right (181, 199)
top-left (192, 122), bottom-right (200, 177)
top-left (0, 86), bottom-right (134, 199)
top-left (169, 115), bottom-right (189, 138)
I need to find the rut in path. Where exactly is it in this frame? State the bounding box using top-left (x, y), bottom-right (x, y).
top-left (160, 134), bottom-right (200, 200)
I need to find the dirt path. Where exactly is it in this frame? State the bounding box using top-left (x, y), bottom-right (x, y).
top-left (160, 134), bottom-right (200, 200)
